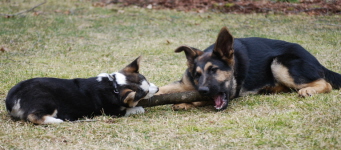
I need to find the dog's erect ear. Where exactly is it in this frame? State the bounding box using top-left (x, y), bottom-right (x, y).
top-left (213, 27), bottom-right (234, 65)
top-left (175, 46), bottom-right (203, 67)
top-left (121, 56), bottom-right (141, 73)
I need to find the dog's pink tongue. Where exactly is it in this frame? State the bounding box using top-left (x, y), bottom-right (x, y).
top-left (214, 95), bottom-right (223, 107)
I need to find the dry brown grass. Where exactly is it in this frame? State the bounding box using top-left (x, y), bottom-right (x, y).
top-left (1, 0), bottom-right (341, 149)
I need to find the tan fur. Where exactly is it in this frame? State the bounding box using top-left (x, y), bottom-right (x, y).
top-left (271, 60), bottom-right (297, 88)
top-left (271, 59), bottom-right (332, 96)
top-left (172, 101), bottom-right (214, 110)
top-left (213, 27), bottom-right (235, 65)
top-left (27, 110), bottom-right (58, 124)
top-left (27, 114), bottom-right (44, 124)
top-left (216, 70), bottom-right (233, 82)
top-left (203, 62), bottom-right (213, 72)
top-left (123, 92), bottom-right (139, 107)
top-left (175, 46), bottom-right (204, 74)
top-left (172, 103), bottom-right (195, 110)
top-left (122, 67), bottom-right (136, 73)
top-left (160, 26), bottom-right (337, 112)
top-left (121, 89), bottom-right (132, 95)
top-left (196, 66), bottom-right (203, 74)
top-left (121, 57), bottom-right (141, 73)
top-left (297, 79), bottom-right (332, 97)
top-left (156, 74), bottom-right (196, 95)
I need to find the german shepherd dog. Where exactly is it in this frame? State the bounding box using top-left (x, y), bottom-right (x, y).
top-left (157, 27), bottom-right (341, 110)
top-left (6, 57), bottom-right (159, 124)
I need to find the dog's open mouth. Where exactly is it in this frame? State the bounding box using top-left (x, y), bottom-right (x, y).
top-left (213, 93), bottom-right (228, 110)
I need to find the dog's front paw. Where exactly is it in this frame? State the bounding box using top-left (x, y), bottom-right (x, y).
top-left (172, 103), bottom-right (195, 111)
top-left (125, 106), bottom-right (145, 117)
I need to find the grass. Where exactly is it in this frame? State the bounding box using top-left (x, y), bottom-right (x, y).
top-left (1, 0), bottom-right (341, 149)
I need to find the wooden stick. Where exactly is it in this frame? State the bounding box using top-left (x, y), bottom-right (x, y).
top-left (137, 91), bottom-right (211, 107)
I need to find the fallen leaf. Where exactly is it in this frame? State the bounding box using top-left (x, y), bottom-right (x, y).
top-left (33, 11), bottom-right (43, 16)
top-left (196, 9), bottom-right (205, 13)
top-left (64, 10), bottom-right (70, 15)
top-left (4, 15), bottom-right (13, 18)
top-left (0, 46), bottom-right (9, 52)
top-left (54, 10), bottom-right (62, 13)
top-left (92, 2), bottom-right (106, 7)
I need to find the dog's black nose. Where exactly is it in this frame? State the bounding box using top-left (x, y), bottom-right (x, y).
top-left (198, 86), bottom-right (209, 95)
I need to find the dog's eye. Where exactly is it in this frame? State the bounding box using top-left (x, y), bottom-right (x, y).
top-left (210, 68), bottom-right (218, 73)
top-left (194, 72), bottom-right (201, 78)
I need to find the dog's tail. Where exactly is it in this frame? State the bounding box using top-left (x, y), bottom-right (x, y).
top-left (324, 67), bottom-right (341, 89)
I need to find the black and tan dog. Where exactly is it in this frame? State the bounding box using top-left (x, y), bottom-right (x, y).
top-left (5, 57), bottom-right (158, 124)
top-left (158, 27), bottom-right (341, 110)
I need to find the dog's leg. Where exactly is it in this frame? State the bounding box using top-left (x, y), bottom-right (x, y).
top-left (156, 81), bottom-right (195, 95)
top-left (124, 106), bottom-right (145, 117)
top-left (172, 101), bottom-right (214, 110)
top-left (172, 103), bottom-right (195, 110)
top-left (297, 79), bottom-right (332, 97)
top-left (158, 76), bottom-right (216, 110)
top-left (160, 81), bottom-right (200, 110)
top-left (159, 81), bottom-right (208, 110)
top-left (156, 72), bottom-right (196, 95)
top-left (27, 109), bottom-right (63, 124)
top-left (157, 74), bottom-right (205, 110)
top-left (41, 116), bottom-right (63, 124)
top-left (271, 58), bottom-right (332, 97)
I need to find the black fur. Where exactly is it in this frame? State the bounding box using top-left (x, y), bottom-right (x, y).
top-left (6, 77), bottom-right (124, 121)
top-left (160, 27), bottom-right (341, 111)
top-left (5, 57), bottom-right (158, 124)
top-left (204, 37), bottom-right (341, 92)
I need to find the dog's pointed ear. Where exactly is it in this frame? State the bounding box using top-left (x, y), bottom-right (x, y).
top-left (175, 46), bottom-right (203, 67)
top-left (121, 56), bottom-right (141, 73)
top-left (213, 27), bottom-right (234, 65)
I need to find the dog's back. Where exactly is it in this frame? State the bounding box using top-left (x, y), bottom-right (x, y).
top-left (159, 27), bottom-right (341, 110)
top-left (203, 37), bottom-right (341, 93)
top-left (6, 77), bottom-right (122, 124)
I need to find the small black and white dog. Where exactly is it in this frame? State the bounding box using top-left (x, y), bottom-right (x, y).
top-left (5, 57), bottom-right (158, 124)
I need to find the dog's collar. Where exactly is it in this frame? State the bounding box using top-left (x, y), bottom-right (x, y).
top-left (108, 74), bottom-right (119, 94)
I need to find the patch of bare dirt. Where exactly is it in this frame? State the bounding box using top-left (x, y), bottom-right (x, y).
top-left (97, 0), bottom-right (341, 15)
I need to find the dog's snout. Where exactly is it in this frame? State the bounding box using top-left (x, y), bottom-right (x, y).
top-left (198, 86), bottom-right (209, 95)
top-left (149, 83), bottom-right (158, 94)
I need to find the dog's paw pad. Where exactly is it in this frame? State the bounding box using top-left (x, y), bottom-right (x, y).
top-left (298, 87), bottom-right (317, 97)
top-left (125, 106), bottom-right (145, 117)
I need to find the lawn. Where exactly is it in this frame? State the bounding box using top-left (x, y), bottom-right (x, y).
top-left (0, 0), bottom-right (341, 149)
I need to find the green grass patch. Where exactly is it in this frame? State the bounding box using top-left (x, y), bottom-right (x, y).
top-left (1, 0), bottom-right (341, 149)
